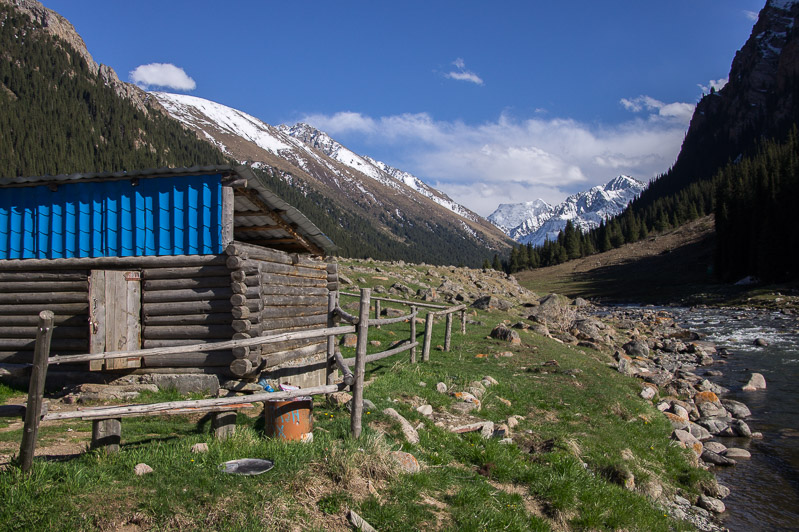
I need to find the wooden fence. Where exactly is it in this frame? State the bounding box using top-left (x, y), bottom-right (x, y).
top-left (4, 288), bottom-right (468, 472)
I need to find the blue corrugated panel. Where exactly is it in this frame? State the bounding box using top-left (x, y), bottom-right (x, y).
top-left (0, 174), bottom-right (222, 259)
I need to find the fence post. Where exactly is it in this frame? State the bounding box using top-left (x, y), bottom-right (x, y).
top-left (326, 291), bottom-right (338, 389)
top-left (445, 312), bottom-right (453, 352)
top-left (351, 288), bottom-right (370, 439)
top-left (91, 418), bottom-right (122, 453)
top-left (19, 310), bottom-right (54, 472)
top-left (460, 309), bottom-right (466, 334)
top-left (374, 299), bottom-right (381, 329)
top-left (422, 311), bottom-right (434, 362)
top-left (409, 305), bottom-right (417, 363)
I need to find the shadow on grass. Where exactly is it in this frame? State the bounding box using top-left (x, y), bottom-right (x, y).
top-left (567, 233), bottom-right (726, 304)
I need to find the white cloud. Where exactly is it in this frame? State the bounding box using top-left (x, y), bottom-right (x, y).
top-left (444, 58), bottom-right (484, 85)
top-left (620, 95), bottom-right (695, 123)
top-left (744, 10), bottom-right (759, 21)
top-left (698, 78), bottom-right (728, 94)
top-left (302, 104), bottom-right (692, 216)
top-left (129, 63), bottom-right (196, 91)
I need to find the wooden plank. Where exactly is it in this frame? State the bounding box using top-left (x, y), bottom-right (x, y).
top-left (0, 303), bottom-right (88, 315)
top-left (142, 265), bottom-right (232, 280)
top-left (142, 352), bottom-right (232, 368)
top-left (351, 289), bottom-right (370, 439)
top-left (142, 287), bottom-right (235, 303)
top-left (105, 271), bottom-right (142, 370)
top-left (260, 285), bottom-right (328, 297)
top-left (260, 305), bottom-right (327, 319)
top-left (258, 261), bottom-right (328, 280)
top-left (259, 314), bottom-right (327, 331)
top-left (19, 311), bottom-right (54, 472)
top-left (0, 271), bottom-right (87, 281)
top-left (257, 272), bottom-right (327, 288)
top-left (0, 292), bottom-right (87, 304)
top-left (89, 270), bottom-right (106, 371)
top-left (143, 277), bottom-right (230, 291)
top-left (220, 185), bottom-right (235, 247)
top-left (0, 314), bottom-right (87, 327)
top-left (422, 312), bottom-right (434, 362)
top-left (142, 300), bottom-right (232, 317)
top-left (0, 255), bottom-right (226, 271)
top-left (262, 342), bottom-right (326, 368)
top-left (0, 280), bottom-right (88, 293)
top-left (42, 383), bottom-right (345, 421)
top-left (143, 313), bottom-right (232, 326)
top-left (49, 325), bottom-right (355, 365)
top-left (143, 325), bottom-right (233, 340)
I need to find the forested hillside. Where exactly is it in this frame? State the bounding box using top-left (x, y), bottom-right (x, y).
top-left (0, 5), bottom-right (226, 176)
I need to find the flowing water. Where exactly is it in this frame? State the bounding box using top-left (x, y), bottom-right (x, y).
top-left (675, 307), bottom-right (799, 531)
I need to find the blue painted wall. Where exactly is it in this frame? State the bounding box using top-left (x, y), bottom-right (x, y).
top-left (0, 174), bottom-right (223, 259)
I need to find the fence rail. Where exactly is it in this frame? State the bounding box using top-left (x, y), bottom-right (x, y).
top-left (7, 288), bottom-right (468, 472)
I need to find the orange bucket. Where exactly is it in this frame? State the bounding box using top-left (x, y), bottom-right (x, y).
top-left (264, 398), bottom-right (313, 442)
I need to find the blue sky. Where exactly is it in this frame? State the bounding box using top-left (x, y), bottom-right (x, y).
top-left (44, 0), bottom-right (764, 215)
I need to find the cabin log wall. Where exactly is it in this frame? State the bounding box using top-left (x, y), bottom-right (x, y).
top-left (0, 248), bottom-right (336, 388)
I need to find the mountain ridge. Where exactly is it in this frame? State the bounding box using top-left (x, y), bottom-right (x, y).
top-left (488, 175), bottom-right (645, 246)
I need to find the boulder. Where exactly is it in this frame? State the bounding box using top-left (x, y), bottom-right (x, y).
top-left (490, 324), bottom-right (521, 345)
top-left (390, 451), bottom-right (420, 473)
top-left (701, 448), bottom-right (736, 466)
top-left (340, 333), bottom-right (358, 348)
top-left (703, 441), bottom-right (727, 454)
top-left (698, 494), bottom-right (726, 514)
top-left (721, 399), bottom-right (751, 419)
top-left (723, 447), bottom-right (751, 459)
top-left (622, 340), bottom-right (650, 358)
top-left (731, 419), bottom-right (752, 437)
top-left (383, 408), bottom-right (420, 444)
top-left (471, 295), bottom-right (513, 311)
top-left (673, 429), bottom-right (704, 457)
top-left (743, 372), bottom-right (767, 391)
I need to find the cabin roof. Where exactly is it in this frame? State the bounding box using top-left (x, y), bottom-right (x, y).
top-left (0, 165), bottom-right (335, 256)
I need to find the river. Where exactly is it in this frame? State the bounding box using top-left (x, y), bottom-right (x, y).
top-left (675, 306), bottom-right (799, 531)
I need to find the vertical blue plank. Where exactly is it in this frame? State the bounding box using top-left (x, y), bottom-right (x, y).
top-left (64, 198), bottom-right (76, 258)
top-left (21, 188), bottom-right (35, 258)
top-left (144, 192), bottom-right (155, 256)
top-left (50, 201), bottom-right (63, 259)
top-left (172, 184), bottom-right (184, 255)
top-left (186, 181), bottom-right (199, 254)
top-left (105, 190), bottom-right (119, 256)
top-left (200, 181), bottom-right (212, 254)
top-left (134, 187), bottom-right (145, 256)
top-left (119, 186), bottom-right (132, 256)
top-left (9, 205), bottom-right (21, 259)
top-left (91, 189), bottom-right (103, 257)
top-left (157, 188), bottom-right (170, 255)
top-left (0, 205), bottom-right (8, 259)
top-left (77, 191), bottom-right (90, 258)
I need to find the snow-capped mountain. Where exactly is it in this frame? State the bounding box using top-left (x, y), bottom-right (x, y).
top-left (277, 123), bottom-right (480, 222)
top-left (488, 176), bottom-right (646, 247)
top-left (151, 92), bottom-right (511, 263)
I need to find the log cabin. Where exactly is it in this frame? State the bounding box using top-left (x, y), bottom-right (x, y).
top-left (0, 165), bottom-right (338, 390)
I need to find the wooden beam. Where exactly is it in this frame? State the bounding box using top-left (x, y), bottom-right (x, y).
top-left (235, 188), bottom-right (324, 255)
top-left (233, 224), bottom-right (281, 232)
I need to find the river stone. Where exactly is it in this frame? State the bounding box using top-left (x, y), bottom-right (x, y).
top-left (698, 494), bottom-right (726, 514)
top-left (622, 340), bottom-right (650, 358)
top-left (721, 399), bottom-right (752, 419)
top-left (672, 404), bottom-right (690, 421)
top-left (699, 418), bottom-right (730, 435)
top-left (693, 390), bottom-right (721, 405)
top-left (743, 372), bottom-right (767, 391)
top-left (701, 448), bottom-right (736, 466)
top-left (436, 382), bottom-right (448, 393)
top-left (673, 429), bottom-right (703, 457)
top-left (664, 412), bottom-right (690, 430)
top-left (640, 384), bottom-right (657, 400)
top-left (704, 441), bottom-right (727, 454)
top-left (731, 419), bottom-right (752, 437)
top-left (723, 447), bottom-right (751, 459)
top-left (697, 401), bottom-right (727, 419)
top-left (754, 337), bottom-right (769, 347)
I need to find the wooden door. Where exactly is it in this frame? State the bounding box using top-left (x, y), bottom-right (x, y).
top-left (89, 270), bottom-right (142, 370)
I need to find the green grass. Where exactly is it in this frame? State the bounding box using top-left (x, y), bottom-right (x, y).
top-left (0, 279), bottom-right (711, 530)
